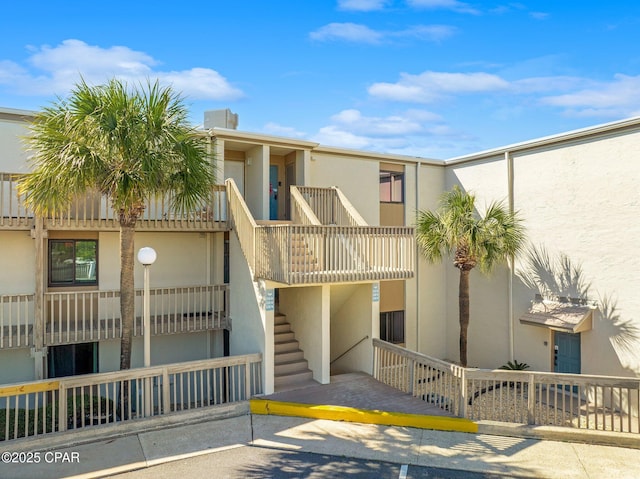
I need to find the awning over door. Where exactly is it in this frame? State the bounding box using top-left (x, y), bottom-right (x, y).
top-left (519, 300), bottom-right (595, 333)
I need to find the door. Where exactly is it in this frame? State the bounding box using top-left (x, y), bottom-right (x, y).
top-left (554, 332), bottom-right (581, 374)
top-left (269, 165), bottom-right (278, 220)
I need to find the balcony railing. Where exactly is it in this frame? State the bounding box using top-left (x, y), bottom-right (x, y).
top-left (0, 284), bottom-right (229, 349)
top-left (0, 172), bottom-right (228, 231)
top-left (0, 353), bottom-right (262, 442)
top-left (373, 339), bottom-right (640, 435)
top-left (255, 225), bottom-right (415, 284)
top-left (228, 179), bottom-right (415, 285)
top-left (294, 186), bottom-right (367, 226)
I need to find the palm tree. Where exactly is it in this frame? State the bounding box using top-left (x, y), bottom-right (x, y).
top-left (19, 78), bottom-right (216, 371)
top-left (416, 186), bottom-right (525, 367)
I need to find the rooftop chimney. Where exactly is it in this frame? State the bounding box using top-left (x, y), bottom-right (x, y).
top-left (204, 108), bottom-right (238, 130)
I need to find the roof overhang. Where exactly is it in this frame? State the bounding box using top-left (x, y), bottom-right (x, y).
top-left (519, 300), bottom-right (595, 333)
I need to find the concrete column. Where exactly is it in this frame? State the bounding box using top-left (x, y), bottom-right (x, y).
top-left (319, 284), bottom-right (331, 384)
top-left (262, 283), bottom-right (275, 394)
top-left (296, 149), bottom-right (311, 186)
top-left (245, 145), bottom-right (269, 220)
top-left (31, 217), bottom-right (46, 379)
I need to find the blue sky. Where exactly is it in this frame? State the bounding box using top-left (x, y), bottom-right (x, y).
top-left (1, 1), bottom-right (640, 159)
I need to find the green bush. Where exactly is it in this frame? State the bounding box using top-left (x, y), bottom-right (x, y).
top-left (499, 360), bottom-right (530, 370)
top-left (0, 394), bottom-right (116, 441)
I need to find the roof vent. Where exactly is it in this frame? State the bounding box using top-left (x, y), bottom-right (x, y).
top-left (204, 109), bottom-right (238, 130)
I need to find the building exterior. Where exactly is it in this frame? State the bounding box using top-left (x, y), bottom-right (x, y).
top-left (1, 106), bottom-right (639, 397)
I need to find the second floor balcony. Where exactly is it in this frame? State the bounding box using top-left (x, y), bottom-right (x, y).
top-left (0, 284), bottom-right (229, 350)
top-left (0, 172), bottom-right (228, 232)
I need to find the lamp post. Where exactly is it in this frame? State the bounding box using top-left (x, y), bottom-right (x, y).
top-left (137, 247), bottom-right (156, 417)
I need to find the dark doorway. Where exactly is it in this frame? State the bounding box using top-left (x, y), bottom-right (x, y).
top-left (48, 342), bottom-right (98, 378)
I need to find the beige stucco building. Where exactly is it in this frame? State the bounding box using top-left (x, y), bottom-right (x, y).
top-left (1, 106), bottom-right (638, 396)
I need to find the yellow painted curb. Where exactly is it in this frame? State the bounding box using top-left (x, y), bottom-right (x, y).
top-left (250, 399), bottom-right (478, 433)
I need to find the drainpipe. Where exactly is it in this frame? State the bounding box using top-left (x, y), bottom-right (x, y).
top-left (506, 151), bottom-right (515, 362)
top-left (415, 161), bottom-right (421, 352)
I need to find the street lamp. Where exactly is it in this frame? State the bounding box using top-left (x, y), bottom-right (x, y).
top-left (137, 247), bottom-right (156, 418)
top-left (137, 247), bottom-right (157, 368)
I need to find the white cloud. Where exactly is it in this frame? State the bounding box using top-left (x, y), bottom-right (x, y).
top-left (0, 40), bottom-right (243, 100)
top-left (406, 0), bottom-right (480, 14)
top-left (337, 0), bottom-right (390, 11)
top-left (541, 74), bottom-right (640, 117)
top-left (262, 122), bottom-right (307, 138)
top-left (395, 25), bottom-right (457, 42)
top-left (310, 108), bottom-right (453, 155)
top-left (310, 23), bottom-right (457, 44)
top-left (309, 23), bottom-right (384, 44)
top-left (530, 11), bottom-right (549, 20)
top-left (369, 71), bottom-right (509, 102)
top-left (330, 108), bottom-right (432, 136)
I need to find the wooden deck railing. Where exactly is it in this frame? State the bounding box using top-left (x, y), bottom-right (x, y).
top-left (0, 353), bottom-right (262, 442)
top-left (0, 172), bottom-right (228, 231)
top-left (373, 338), bottom-right (640, 434)
top-left (290, 186), bottom-right (321, 226)
top-left (0, 294), bottom-right (34, 349)
top-left (226, 178), bottom-right (257, 273)
top-left (255, 225), bottom-right (415, 284)
top-left (295, 186), bottom-right (367, 226)
top-left (0, 285), bottom-right (229, 349)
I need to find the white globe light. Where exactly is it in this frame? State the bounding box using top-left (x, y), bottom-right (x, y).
top-left (137, 247), bottom-right (157, 266)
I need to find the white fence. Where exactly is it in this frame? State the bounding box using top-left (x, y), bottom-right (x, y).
top-left (373, 338), bottom-right (640, 434)
top-left (0, 354), bottom-right (262, 442)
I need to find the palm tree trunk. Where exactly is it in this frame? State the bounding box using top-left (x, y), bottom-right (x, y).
top-left (459, 268), bottom-right (471, 367)
top-left (119, 223), bottom-right (136, 371)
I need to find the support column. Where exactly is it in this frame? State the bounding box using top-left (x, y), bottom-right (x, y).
top-left (31, 217), bottom-right (47, 379)
top-left (263, 283), bottom-right (275, 394)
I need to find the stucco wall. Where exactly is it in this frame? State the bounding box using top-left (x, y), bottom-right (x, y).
top-left (280, 285), bottom-right (329, 383)
top-left (310, 153), bottom-right (379, 225)
top-left (0, 349), bottom-right (34, 384)
top-left (97, 231), bottom-right (209, 291)
top-left (329, 283), bottom-right (375, 375)
top-left (415, 163), bottom-right (448, 358)
top-left (0, 231), bottom-right (35, 293)
top-left (444, 129), bottom-right (640, 376)
top-left (0, 117), bottom-right (30, 173)
top-left (510, 132), bottom-right (640, 376)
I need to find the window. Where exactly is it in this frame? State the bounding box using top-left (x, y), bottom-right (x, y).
top-left (49, 240), bottom-right (97, 286)
top-left (380, 310), bottom-right (405, 344)
top-left (48, 342), bottom-right (98, 378)
top-left (379, 171), bottom-right (404, 203)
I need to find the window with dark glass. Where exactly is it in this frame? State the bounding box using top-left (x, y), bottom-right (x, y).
top-left (380, 310), bottom-right (405, 344)
top-left (49, 240), bottom-right (97, 286)
top-left (379, 171), bottom-right (404, 203)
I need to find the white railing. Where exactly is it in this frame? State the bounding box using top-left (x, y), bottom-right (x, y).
top-left (255, 225), bottom-right (415, 284)
top-left (226, 178), bottom-right (257, 273)
top-left (0, 354), bottom-right (262, 442)
top-left (0, 172), bottom-right (227, 231)
top-left (295, 186), bottom-right (367, 226)
top-left (290, 186), bottom-right (321, 226)
top-left (42, 284), bottom-right (229, 346)
top-left (0, 173), bottom-right (32, 229)
top-left (373, 339), bottom-right (640, 434)
top-left (0, 294), bottom-right (34, 349)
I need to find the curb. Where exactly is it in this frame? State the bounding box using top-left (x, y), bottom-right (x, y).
top-left (250, 398), bottom-right (478, 433)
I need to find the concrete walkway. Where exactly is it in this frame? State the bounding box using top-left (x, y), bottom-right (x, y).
top-left (2, 412), bottom-right (640, 478)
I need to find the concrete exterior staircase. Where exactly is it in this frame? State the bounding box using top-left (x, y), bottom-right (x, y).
top-left (274, 313), bottom-right (316, 391)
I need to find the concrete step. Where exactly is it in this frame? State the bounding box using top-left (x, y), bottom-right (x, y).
top-left (274, 314), bottom-right (287, 325)
top-left (275, 370), bottom-right (314, 389)
top-left (274, 349), bottom-right (305, 364)
top-left (274, 331), bottom-right (295, 343)
top-left (274, 322), bottom-right (291, 334)
top-left (274, 358), bottom-right (309, 376)
top-left (274, 339), bottom-right (300, 354)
